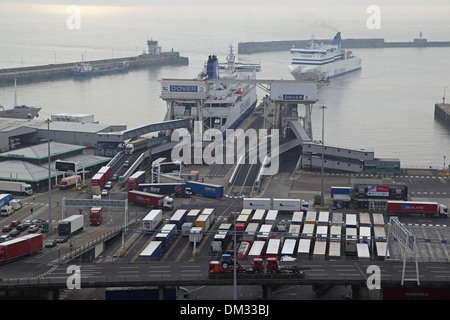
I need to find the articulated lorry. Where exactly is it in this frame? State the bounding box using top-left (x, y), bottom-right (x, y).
top-left (0, 234), bottom-right (43, 264)
top-left (138, 183), bottom-right (192, 197)
top-left (59, 175), bottom-right (81, 190)
top-left (386, 201), bottom-right (448, 218)
top-left (208, 255), bottom-right (309, 278)
top-left (0, 181), bottom-right (32, 195)
top-left (0, 193), bottom-right (13, 208)
top-left (185, 181), bottom-right (223, 198)
top-left (58, 215), bottom-right (84, 237)
top-left (128, 190), bottom-right (174, 210)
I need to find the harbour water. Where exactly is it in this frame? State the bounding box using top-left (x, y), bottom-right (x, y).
top-left (0, 3), bottom-right (450, 168)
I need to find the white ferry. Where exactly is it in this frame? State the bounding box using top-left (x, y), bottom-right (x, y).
top-left (289, 32), bottom-right (362, 81)
top-left (167, 47), bottom-right (258, 134)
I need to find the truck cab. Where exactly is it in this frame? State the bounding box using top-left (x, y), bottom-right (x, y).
top-left (89, 207), bottom-right (103, 226)
top-left (0, 205), bottom-right (14, 217)
top-left (439, 204), bottom-right (448, 218)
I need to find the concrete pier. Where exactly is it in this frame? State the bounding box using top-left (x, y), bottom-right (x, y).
top-left (0, 52), bottom-right (188, 84)
top-left (434, 103), bottom-right (450, 127)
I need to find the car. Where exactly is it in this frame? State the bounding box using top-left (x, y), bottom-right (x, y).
top-left (45, 239), bottom-right (57, 248)
top-left (23, 220), bottom-right (33, 228)
top-left (9, 220), bottom-right (20, 228)
top-left (0, 235), bottom-right (11, 243)
top-left (28, 225), bottom-right (39, 233)
top-left (2, 225), bottom-right (12, 233)
top-left (101, 189), bottom-right (109, 196)
top-left (9, 229), bottom-right (21, 237)
top-left (111, 174), bottom-right (118, 181)
top-left (16, 224), bottom-right (28, 231)
top-left (57, 235), bottom-right (68, 243)
top-left (105, 181), bottom-right (112, 189)
top-left (32, 219), bottom-right (46, 226)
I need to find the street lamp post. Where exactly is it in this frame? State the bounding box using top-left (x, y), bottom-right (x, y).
top-left (46, 119), bottom-right (52, 234)
top-left (320, 106), bottom-right (327, 207)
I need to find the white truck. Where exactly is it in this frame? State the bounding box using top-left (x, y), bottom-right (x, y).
top-left (57, 215), bottom-right (84, 238)
top-left (243, 198), bottom-right (271, 210)
top-left (142, 210), bottom-right (163, 233)
top-left (273, 198), bottom-right (309, 212)
top-left (0, 205), bottom-right (14, 217)
top-left (0, 181), bottom-right (32, 195)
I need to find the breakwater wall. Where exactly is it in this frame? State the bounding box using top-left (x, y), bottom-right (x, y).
top-left (238, 38), bottom-right (450, 54)
top-left (435, 103), bottom-right (450, 127)
top-left (0, 52), bottom-right (189, 85)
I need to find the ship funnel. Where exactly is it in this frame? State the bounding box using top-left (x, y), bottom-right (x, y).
top-left (206, 55), bottom-right (219, 79)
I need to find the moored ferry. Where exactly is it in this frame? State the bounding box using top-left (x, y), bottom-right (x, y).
top-left (163, 46), bottom-right (258, 135)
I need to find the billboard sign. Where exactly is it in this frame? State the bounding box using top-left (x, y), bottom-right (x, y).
top-left (270, 82), bottom-right (317, 102)
top-left (161, 80), bottom-right (208, 99)
top-left (367, 185), bottom-right (389, 197)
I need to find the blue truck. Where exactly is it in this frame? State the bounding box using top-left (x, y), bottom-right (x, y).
top-left (0, 193), bottom-right (13, 208)
top-left (138, 183), bottom-right (192, 198)
top-left (185, 181), bottom-right (223, 198)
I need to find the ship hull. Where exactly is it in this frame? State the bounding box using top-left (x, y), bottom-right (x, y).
top-left (290, 56), bottom-right (362, 80)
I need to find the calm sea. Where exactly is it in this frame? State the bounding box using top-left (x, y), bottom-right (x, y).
top-left (0, 3), bottom-right (450, 167)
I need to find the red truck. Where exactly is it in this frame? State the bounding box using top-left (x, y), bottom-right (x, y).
top-left (128, 190), bottom-right (174, 210)
top-left (89, 207), bottom-right (103, 226)
top-left (127, 170), bottom-right (146, 191)
top-left (0, 234), bottom-right (43, 264)
top-left (208, 255), bottom-right (309, 277)
top-left (387, 201), bottom-right (448, 218)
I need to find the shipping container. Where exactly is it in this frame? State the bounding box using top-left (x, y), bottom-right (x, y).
top-left (297, 239), bottom-right (311, 260)
top-left (266, 238), bottom-right (281, 258)
top-left (240, 209), bottom-right (253, 215)
top-left (169, 209), bottom-right (188, 230)
top-left (189, 227), bottom-right (203, 244)
top-left (185, 181), bottom-right (223, 198)
top-left (195, 213), bottom-right (214, 231)
top-left (251, 209), bottom-right (266, 225)
top-left (356, 243), bottom-right (370, 261)
top-left (292, 211), bottom-right (304, 225)
top-left (359, 212), bottom-right (372, 226)
top-left (257, 224), bottom-right (273, 241)
top-left (0, 234), bottom-right (43, 264)
top-left (248, 241), bottom-right (266, 259)
top-left (265, 210), bottom-right (278, 226)
top-left (331, 212), bottom-right (343, 226)
top-left (317, 211), bottom-right (330, 225)
top-left (313, 241), bottom-right (327, 261)
top-left (273, 198), bottom-right (302, 212)
top-left (142, 210), bottom-right (163, 233)
top-left (328, 241), bottom-right (341, 260)
top-left (243, 198), bottom-right (271, 210)
top-left (237, 241), bottom-right (250, 260)
top-left (281, 239), bottom-right (297, 257)
top-left (186, 209), bottom-right (201, 223)
top-left (316, 225), bottom-right (328, 242)
top-left (330, 225), bottom-right (342, 242)
top-left (372, 213), bottom-right (385, 226)
top-left (305, 211), bottom-right (317, 224)
top-left (375, 241), bottom-right (390, 260)
top-left (287, 224), bottom-right (301, 239)
top-left (181, 222), bottom-right (193, 237)
top-left (155, 224), bottom-right (177, 251)
top-left (374, 226), bottom-right (387, 241)
top-left (301, 223), bottom-right (315, 239)
top-left (243, 223), bottom-right (259, 243)
top-left (345, 213), bottom-right (357, 228)
top-left (359, 226), bottom-right (372, 244)
top-left (139, 241), bottom-right (163, 261)
top-left (345, 228), bottom-right (358, 256)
